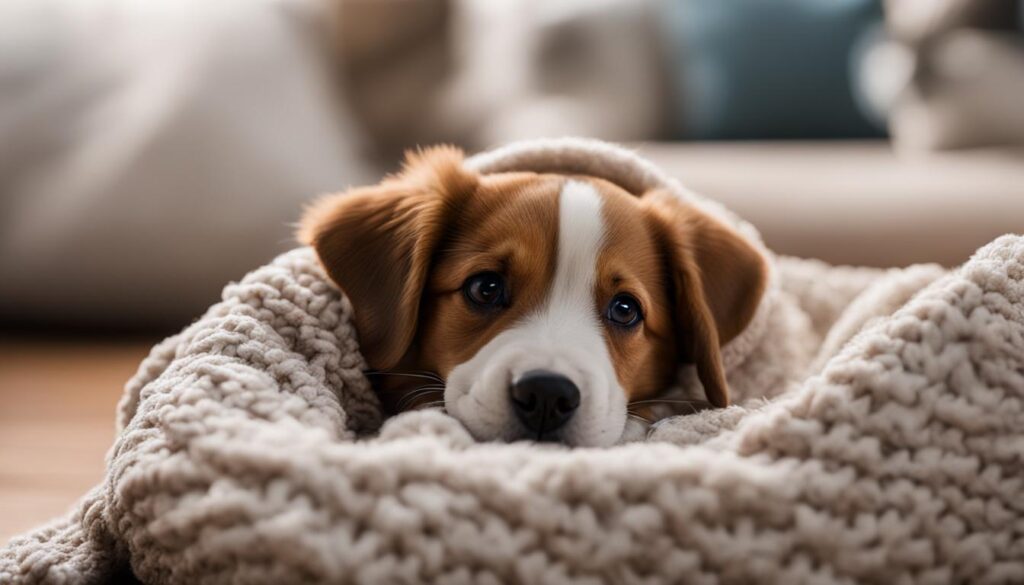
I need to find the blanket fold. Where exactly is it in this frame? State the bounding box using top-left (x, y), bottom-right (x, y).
top-left (2, 191), bottom-right (1021, 584)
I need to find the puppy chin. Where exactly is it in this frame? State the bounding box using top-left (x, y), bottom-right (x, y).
top-left (444, 330), bottom-right (628, 447)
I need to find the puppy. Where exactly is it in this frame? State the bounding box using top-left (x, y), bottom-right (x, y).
top-left (299, 146), bottom-right (767, 446)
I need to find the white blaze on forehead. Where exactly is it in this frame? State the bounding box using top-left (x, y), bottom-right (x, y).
top-left (445, 178), bottom-right (628, 446)
top-left (542, 179), bottom-right (605, 333)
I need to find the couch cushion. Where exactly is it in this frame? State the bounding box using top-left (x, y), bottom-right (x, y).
top-left (637, 140), bottom-right (1024, 267)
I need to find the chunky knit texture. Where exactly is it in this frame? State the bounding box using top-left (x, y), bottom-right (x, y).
top-left (3, 138), bottom-right (1022, 584)
top-left (2, 235), bottom-right (1023, 584)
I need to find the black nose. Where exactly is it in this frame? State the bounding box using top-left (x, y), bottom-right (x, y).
top-left (510, 370), bottom-right (581, 439)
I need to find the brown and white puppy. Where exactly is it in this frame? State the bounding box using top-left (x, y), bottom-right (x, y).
top-left (299, 146), bottom-right (767, 446)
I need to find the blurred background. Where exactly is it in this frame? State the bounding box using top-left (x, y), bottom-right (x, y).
top-left (2, 0), bottom-right (1023, 542)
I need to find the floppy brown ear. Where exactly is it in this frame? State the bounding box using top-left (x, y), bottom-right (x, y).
top-left (643, 191), bottom-right (768, 407)
top-left (297, 146), bottom-right (478, 369)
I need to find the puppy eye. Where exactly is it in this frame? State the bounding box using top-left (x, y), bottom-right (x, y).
top-left (463, 272), bottom-right (507, 308)
top-left (606, 294), bottom-right (643, 327)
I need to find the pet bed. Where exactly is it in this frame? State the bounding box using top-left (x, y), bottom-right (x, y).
top-left (2, 140), bottom-right (1022, 585)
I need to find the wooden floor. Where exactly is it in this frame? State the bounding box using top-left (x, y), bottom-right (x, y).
top-left (0, 337), bottom-right (154, 545)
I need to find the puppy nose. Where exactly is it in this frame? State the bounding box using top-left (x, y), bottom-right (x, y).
top-left (510, 370), bottom-right (581, 438)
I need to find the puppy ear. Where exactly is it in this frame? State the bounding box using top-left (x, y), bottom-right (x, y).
top-left (298, 146), bottom-right (478, 369)
top-left (642, 191), bottom-right (768, 407)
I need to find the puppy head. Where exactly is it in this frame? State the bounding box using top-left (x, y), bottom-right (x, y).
top-left (299, 146), bottom-right (767, 446)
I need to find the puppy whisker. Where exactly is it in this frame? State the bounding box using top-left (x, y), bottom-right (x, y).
top-left (364, 370), bottom-right (444, 383)
top-left (626, 413), bottom-right (653, 425)
top-left (627, 399), bottom-right (713, 407)
top-left (409, 370), bottom-right (446, 379)
top-left (628, 398), bottom-right (713, 420)
top-left (396, 387), bottom-right (446, 401)
top-left (414, 400), bottom-right (447, 411)
top-left (398, 383), bottom-right (446, 391)
top-left (395, 386), bottom-right (447, 410)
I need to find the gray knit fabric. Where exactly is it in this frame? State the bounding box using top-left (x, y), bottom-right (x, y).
top-left (2, 233), bottom-right (1022, 584)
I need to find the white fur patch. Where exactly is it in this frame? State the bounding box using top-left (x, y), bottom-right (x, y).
top-left (445, 180), bottom-right (627, 446)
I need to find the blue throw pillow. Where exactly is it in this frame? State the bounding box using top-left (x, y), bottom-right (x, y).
top-left (659, 0), bottom-right (886, 139)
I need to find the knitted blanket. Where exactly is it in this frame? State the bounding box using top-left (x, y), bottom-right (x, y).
top-left (2, 233), bottom-right (1022, 584)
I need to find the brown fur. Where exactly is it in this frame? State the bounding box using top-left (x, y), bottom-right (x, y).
top-left (415, 173), bottom-right (561, 377)
top-left (297, 145), bottom-right (478, 369)
top-left (590, 178), bottom-right (678, 402)
top-left (299, 146), bottom-right (767, 416)
top-left (640, 190), bottom-right (768, 407)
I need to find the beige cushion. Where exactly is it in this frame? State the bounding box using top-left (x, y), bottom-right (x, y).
top-left (637, 141), bottom-right (1024, 267)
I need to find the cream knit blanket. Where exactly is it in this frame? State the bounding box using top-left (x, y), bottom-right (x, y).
top-left (2, 233), bottom-right (1022, 584)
